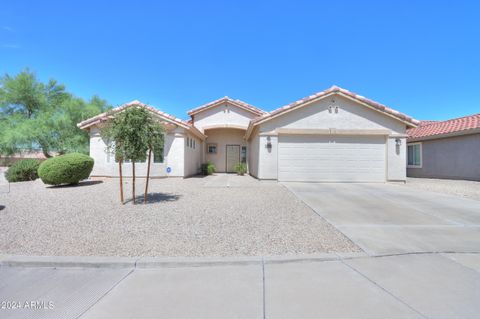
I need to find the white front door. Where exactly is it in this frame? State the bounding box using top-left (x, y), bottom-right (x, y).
top-left (226, 145), bottom-right (240, 173)
top-left (278, 135), bottom-right (386, 182)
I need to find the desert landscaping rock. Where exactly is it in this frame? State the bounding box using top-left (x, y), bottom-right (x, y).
top-left (0, 175), bottom-right (359, 257)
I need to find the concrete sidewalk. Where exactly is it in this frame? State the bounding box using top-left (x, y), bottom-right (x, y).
top-left (1, 253), bottom-right (479, 319)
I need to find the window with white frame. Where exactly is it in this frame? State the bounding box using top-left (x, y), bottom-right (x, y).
top-left (407, 143), bottom-right (422, 167)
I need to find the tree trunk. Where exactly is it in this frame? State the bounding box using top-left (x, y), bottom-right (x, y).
top-left (39, 142), bottom-right (52, 158)
top-left (119, 160), bottom-right (124, 204)
top-left (144, 149), bottom-right (152, 204)
top-left (132, 162), bottom-right (136, 205)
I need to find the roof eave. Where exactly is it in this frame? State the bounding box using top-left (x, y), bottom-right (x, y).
top-left (188, 98), bottom-right (266, 117)
top-left (77, 100), bottom-right (206, 140)
top-left (245, 90), bottom-right (418, 140)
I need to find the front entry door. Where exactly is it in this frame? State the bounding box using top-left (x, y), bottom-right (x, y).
top-left (226, 145), bottom-right (240, 173)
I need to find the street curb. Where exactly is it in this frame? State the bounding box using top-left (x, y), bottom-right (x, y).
top-left (6, 252), bottom-right (470, 269)
top-left (136, 256), bottom-right (263, 268)
top-left (0, 255), bottom-right (138, 268)
top-left (0, 254), bottom-right (354, 268)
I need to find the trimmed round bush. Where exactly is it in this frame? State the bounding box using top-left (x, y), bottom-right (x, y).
top-left (5, 159), bottom-right (41, 182)
top-left (38, 153), bottom-right (94, 185)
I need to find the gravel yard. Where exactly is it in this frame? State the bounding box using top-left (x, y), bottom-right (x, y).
top-left (0, 174), bottom-right (359, 257)
top-left (402, 177), bottom-right (480, 201)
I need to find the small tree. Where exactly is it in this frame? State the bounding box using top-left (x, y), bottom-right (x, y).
top-left (143, 121), bottom-right (164, 203)
top-left (102, 106), bottom-right (164, 204)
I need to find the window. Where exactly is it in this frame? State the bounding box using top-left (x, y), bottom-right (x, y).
top-left (153, 145), bottom-right (164, 163)
top-left (407, 143), bottom-right (422, 168)
top-left (193, 139), bottom-right (196, 149)
top-left (241, 146), bottom-right (247, 163)
top-left (187, 136), bottom-right (194, 148)
top-left (207, 143), bottom-right (217, 154)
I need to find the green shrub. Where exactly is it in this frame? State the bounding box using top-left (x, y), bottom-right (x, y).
top-left (5, 159), bottom-right (41, 182)
top-left (234, 162), bottom-right (247, 175)
top-left (38, 153), bottom-right (94, 185)
top-left (201, 162), bottom-right (216, 175)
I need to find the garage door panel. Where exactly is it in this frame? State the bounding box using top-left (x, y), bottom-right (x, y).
top-left (278, 135), bottom-right (386, 182)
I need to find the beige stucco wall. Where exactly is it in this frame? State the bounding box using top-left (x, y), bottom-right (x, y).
top-left (387, 136), bottom-right (407, 181)
top-left (248, 132), bottom-right (260, 178)
top-left (204, 128), bottom-right (247, 172)
top-left (254, 95), bottom-right (408, 181)
top-left (257, 135), bottom-right (278, 179)
top-left (184, 134), bottom-right (202, 177)
top-left (193, 103), bottom-right (259, 131)
top-left (88, 125), bottom-right (185, 177)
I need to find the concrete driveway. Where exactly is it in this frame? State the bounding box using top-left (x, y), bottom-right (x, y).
top-left (283, 183), bottom-right (480, 255)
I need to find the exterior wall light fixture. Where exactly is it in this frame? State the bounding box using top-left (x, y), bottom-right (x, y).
top-left (266, 136), bottom-right (272, 150)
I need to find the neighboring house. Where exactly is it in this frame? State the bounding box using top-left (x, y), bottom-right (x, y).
top-left (407, 114), bottom-right (480, 181)
top-left (78, 86), bottom-right (418, 182)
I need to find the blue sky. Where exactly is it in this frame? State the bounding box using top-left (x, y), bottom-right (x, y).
top-left (0, 0), bottom-right (478, 121)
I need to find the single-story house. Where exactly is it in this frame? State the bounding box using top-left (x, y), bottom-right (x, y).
top-left (407, 114), bottom-right (480, 181)
top-left (78, 86), bottom-right (419, 182)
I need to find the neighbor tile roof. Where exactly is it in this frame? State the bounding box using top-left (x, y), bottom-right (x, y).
top-left (407, 114), bottom-right (480, 141)
top-left (187, 96), bottom-right (266, 116)
top-left (246, 86), bottom-right (419, 138)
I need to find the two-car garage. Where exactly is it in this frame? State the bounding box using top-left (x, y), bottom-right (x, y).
top-left (277, 134), bottom-right (387, 182)
top-left (246, 87), bottom-right (418, 182)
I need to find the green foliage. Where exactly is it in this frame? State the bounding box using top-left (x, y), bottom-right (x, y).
top-left (5, 159), bottom-right (41, 182)
top-left (38, 153), bottom-right (94, 185)
top-left (201, 162), bottom-right (216, 175)
top-left (0, 69), bottom-right (110, 157)
top-left (234, 162), bottom-right (247, 175)
top-left (101, 106), bottom-right (164, 162)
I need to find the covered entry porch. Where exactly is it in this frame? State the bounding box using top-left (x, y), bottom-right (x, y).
top-left (203, 127), bottom-right (247, 173)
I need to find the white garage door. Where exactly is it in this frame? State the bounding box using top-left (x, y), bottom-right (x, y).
top-left (278, 135), bottom-right (386, 182)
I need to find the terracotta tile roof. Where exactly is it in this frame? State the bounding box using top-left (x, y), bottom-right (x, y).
top-left (407, 114), bottom-right (480, 141)
top-left (418, 120), bottom-right (438, 127)
top-left (245, 86), bottom-right (419, 139)
top-left (187, 96), bottom-right (266, 116)
top-left (77, 100), bottom-right (206, 139)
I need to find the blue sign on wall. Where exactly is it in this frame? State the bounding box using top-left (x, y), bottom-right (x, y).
top-left (166, 167), bottom-right (172, 173)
